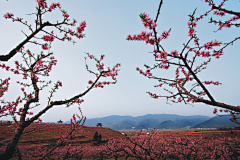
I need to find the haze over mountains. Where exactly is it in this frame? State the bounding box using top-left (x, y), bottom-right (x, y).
top-left (64, 114), bottom-right (239, 130)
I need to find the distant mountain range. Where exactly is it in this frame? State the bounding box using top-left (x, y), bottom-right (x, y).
top-left (64, 114), bottom-right (239, 130)
top-left (192, 116), bottom-right (239, 129)
top-left (63, 114), bottom-right (239, 130)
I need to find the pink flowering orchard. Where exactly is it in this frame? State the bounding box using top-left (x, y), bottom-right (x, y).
top-left (0, 0), bottom-right (120, 159)
top-left (103, 129), bottom-right (240, 159)
top-left (127, 0), bottom-right (240, 124)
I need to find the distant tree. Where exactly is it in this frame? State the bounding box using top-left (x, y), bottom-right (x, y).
top-left (0, 0), bottom-right (120, 159)
top-left (127, 0), bottom-right (240, 124)
top-left (98, 134), bottom-right (102, 142)
top-left (96, 123), bottom-right (102, 127)
top-left (57, 119), bottom-right (63, 124)
top-left (93, 131), bottom-right (98, 141)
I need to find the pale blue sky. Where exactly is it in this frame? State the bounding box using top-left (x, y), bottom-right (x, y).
top-left (0, 0), bottom-right (239, 122)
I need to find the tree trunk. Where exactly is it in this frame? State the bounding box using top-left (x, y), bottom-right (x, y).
top-left (0, 123), bottom-right (27, 160)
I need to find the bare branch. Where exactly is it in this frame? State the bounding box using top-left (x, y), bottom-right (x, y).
top-left (154, 0), bottom-right (164, 23)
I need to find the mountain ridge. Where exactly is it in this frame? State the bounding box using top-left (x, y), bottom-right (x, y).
top-left (63, 114), bottom-right (239, 130)
top-left (192, 116), bottom-right (239, 129)
top-left (64, 114), bottom-right (215, 130)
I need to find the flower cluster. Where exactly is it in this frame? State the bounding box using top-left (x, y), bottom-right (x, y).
top-left (204, 81), bottom-right (220, 85)
top-left (213, 10), bottom-right (225, 17)
top-left (77, 21), bottom-right (86, 34)
top-left (94, 81), bottom-right (115, 88)
top-left (194, 50), bottom-right (210, 57)
top-left (156, 51), bottom-right (167, 59)
top-left (218, 22), bottom-right (232, 29)
top-left (213, 108), bottom-right (229, 114)
top-left (100, 55), bottom-right (105, 60)
top-left (3, 12), bottom-right (14, 19)
top-left (37, 0), bottom-right (48, 9)
top-left (42, 35), bottom-right (54, 42)
top-left (171, 50), bottom-right (179, 57)
top-left (203, 40), bottom-right (220, 50)
top-left (54, 81), bottom-right (62, 89)
top-left (71, 99), bottom-right (84, 105)
top-left (44, 57), bottom-right (57, 76)
top-left (126, 32), bottom-right (160, 45)
top-left (88, 55), bottom-right (94, 59)
top-left (187, 18), bottom-right (197, 37)
top-left (126, 13), bottom-right (161, 45)
top-left (188, 21), bottom-right (197, 28)
top-left (212, 50), bottom-right (223, 58)
top-left (62, 13), bottom-right (69, 18)
top-left (0, 96), bottom-right (22, 117)
top-left (96, 63), bottom-right (104, 71)
top-left (103, 70), bottom-right (119, 80)
top-left (161, 30), bottom-right (170, 39)
top-left (0, 62), bottom-right (19, 74)
top-left (50, 2), bottom-right (60, 9)
top-left (0, 78), bottom-right (10, 98)
top-left (139, 12), bottom-right (157, 29)
top-left (88, 80), bottom-right (93, 84)
top-left (41, 44), bottom-right (49, 50)
top-left (147, 92), bottom-right (158, 99)
top-left (136, 67), bottom-right (152, 77)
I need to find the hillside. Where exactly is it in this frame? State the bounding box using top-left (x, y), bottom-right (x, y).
top-left (193, 116), bottom-right (239, 129)
top-left (155, 120), bottom-right (185, 129)
top-left (134, 118), bottom-right (159, 130)
top-left (0, 123), bottom-right (127, 147)
top-left (110, 120), bottom-right (136, 130)
top-left (79, 115), bottom-right (133, 127)
top-left (69, 114), bottom-right (210, 130)
top-left (172, 116), bottom-right (209, 127)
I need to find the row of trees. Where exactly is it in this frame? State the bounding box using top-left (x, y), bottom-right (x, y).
top-left (0, 0), bottom-right (239, 159)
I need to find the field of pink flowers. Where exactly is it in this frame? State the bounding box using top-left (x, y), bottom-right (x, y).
top-left (0, 122), bottom-right (239, 159)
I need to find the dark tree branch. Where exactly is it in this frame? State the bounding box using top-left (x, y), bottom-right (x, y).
top-left (0, 22), bottom-right (50, 61)
top-left (177, 82), bottom-right (240, 113)
top-left (154, 0), bottom-right (163, 23)
top-left (0, 21), bottom-right (66, 62)
top-left (212, 5), bottom-right (240, 17)
top-left (180, 54), bottom-right (216, 102)
top-left (152, 0), bottom-right (164, 55)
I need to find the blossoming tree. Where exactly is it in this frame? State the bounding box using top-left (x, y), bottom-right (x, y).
top-left (127, 0), bottom-right (240, 123)
top-left (0, 0), bottom-right (120, 159)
